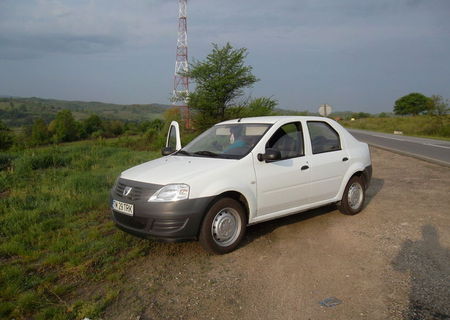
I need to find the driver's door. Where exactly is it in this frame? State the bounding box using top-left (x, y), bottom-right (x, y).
top-left (165, 121), bottom-right (182, 152)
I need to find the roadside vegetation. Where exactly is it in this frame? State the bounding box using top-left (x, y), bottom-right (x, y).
top-left (0, 138), bottom-right (162, 319)
top-left (340, 115), bottom-right (450, 139)
top-left (340, 93), bottom-right (450, 139)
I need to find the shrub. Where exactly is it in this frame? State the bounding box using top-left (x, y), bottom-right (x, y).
top-left (30, 119), bottom-right (50, 146)
top-left (53, 110), bottom-right (79, 142)
top-left (0, 120), bottom-right (14, 151)
top-left (0, 153), bottom-right (16, 171)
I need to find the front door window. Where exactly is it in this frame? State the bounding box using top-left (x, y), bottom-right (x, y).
top-left (266, 122), bottom-right (304, 159)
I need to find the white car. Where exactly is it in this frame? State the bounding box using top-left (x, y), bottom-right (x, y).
top-left (111, 116), bottom-right (372, 254)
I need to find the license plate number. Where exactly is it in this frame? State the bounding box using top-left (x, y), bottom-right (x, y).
top-left (112, 200), bottom-right (134, 216)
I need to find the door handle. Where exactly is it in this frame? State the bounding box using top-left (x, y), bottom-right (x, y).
top-left (301, 165), bottom-right (309, 170)
top-left (342, 157), bottom-right (349, 162)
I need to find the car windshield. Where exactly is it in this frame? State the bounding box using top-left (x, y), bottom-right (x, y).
top-left (179, 123), bottom-right (271, 159)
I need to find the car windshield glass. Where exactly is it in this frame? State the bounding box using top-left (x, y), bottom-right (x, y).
top-left (180, 123), bottom-right (271, 159)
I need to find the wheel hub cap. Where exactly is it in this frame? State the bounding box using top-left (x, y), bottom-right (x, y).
top-left (211, 208), bottom-right (240, 246)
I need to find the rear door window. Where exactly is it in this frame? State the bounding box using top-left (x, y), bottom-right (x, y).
top-left (307, 121), bottom-right (341, 154)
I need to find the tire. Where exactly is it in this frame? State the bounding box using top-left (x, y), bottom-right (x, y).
top-left (199, 197), bottom-right (247, 254)
top-left (338, 175), bottom-right (365, 215)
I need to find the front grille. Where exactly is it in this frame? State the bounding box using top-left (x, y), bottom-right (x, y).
top-left (114, 178), bottom-right (162, 201)
top-left (114, 212), bottom-right (148, 230)
top-left (116, 182), bottom-right (143, 201)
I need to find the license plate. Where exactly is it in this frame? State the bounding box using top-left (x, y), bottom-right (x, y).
top-left (112, 200), bottom-right (134, 216)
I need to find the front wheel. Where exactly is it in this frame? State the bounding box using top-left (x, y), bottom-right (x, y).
top-left (199, 197), bottom-right (246, 254)
top-left (338, 175), bottom-right (365, 215)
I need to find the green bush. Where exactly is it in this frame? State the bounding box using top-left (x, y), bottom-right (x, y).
top-left (0, 172), bottom-right (8, 193)
top-left (0, 153), bottom-right (16, 171)
top-left (0, 120), bottom-right (14, 151)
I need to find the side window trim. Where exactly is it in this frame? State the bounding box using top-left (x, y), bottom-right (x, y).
top-left (307, 121), bottom-right (342, 155)
top-left (265, 121), bottom-right (305, 160)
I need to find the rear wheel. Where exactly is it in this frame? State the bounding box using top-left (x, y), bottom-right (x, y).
top-left (199, 197), bottom-right (246, 254)
top-left (338, 175), bottom-right (365, 215)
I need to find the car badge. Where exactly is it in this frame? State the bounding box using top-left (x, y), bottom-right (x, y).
top-left (123, 186), bottom-right (132, 197)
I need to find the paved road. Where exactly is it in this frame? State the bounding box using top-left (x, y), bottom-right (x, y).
top-left (348, 129), bottom-right (450, 166)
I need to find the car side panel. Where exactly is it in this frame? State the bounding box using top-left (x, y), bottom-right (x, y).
top-left (336, 142), bottom-right (372, 200)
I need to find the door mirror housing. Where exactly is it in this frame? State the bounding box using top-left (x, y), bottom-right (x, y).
top-left (162, 146), bottom-right (175, 156)
top-left (258, 148), bottom-right (282, 162)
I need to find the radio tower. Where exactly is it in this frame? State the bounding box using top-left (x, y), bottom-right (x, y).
top-left (173, 0), bottom-right (190, 127)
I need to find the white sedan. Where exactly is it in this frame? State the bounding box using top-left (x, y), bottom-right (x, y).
top-left (110, 116), bottom-right (372, 254)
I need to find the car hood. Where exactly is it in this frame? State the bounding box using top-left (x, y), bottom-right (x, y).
top-left (120, 155), bottom-right (237, 185)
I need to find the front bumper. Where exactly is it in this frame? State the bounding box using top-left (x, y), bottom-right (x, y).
top-left (110, 178), bottom-right (213, 241)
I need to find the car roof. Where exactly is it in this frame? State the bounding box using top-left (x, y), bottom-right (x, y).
top-left (217, 116), bottom-right (333, 125)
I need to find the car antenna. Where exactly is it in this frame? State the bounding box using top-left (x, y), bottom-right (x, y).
top-left (237, 118), bottom-right (242, 122)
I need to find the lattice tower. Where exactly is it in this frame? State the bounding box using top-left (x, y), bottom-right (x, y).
top-left (173, 0), bottom-right (190, 127)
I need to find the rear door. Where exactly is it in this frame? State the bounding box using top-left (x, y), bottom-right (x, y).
top-left (306, 121), bottom-right (350, 203)
top-left (254, 122), bottom-right (311, 217)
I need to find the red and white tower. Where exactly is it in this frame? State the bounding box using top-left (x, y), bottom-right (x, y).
top-left (173, 0), bottom-right (190, 127)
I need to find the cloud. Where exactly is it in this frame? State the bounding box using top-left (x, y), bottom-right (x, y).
top-left (1, 0), bottom-right (449, 60)
top-left (186, 0), bottom-right (450, 57)
top-left (0, 0), bottom-right (175, 59)
top-left (0, 34), bottom-right (123, 60)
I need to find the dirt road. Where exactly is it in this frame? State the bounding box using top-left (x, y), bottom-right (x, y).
top-left (105, 147), bottom-right (450, 320)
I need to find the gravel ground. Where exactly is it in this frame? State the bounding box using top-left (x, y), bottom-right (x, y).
top-left (104, 147), bottom-right (450, 320)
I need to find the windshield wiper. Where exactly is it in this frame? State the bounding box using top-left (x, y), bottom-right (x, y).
top-left (175, 150), bottom-right (192, 156)
top-left (193, 150), bottom-right (219, 157)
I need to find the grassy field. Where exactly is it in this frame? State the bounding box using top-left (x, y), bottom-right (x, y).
top-left (0, 97), bottom-right (169, 127)
top-left (340, 115), bottom-right (450, 140)
top-left (0, 139), bottom-right (161, 319)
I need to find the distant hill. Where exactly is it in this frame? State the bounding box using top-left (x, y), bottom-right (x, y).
top-left (0, 97), bottom-right (171, 127)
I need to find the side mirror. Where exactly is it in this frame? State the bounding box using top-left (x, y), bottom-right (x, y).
top-left (257, 148), bottom-right (281, 162)
top-left (162, 147), bottom-right (175, 156)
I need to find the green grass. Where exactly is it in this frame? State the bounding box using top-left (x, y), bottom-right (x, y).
top-left (340, 115), bottom-right (450, 140)
top-left (0, 139), bottom-right (160, 319)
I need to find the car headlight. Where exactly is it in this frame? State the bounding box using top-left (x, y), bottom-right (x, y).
top-left (148, 184), bottom-right (190, 202)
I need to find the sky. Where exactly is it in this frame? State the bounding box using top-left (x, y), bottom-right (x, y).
top-left (0, 0), bottom-right (449, 113)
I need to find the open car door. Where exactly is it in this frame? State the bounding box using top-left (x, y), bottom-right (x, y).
top-left (163, 121), bottom-right (182, 155)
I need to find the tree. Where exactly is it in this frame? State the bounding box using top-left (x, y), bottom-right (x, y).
top-left (227, 96), bottom-right (277, 118)
top-left (82, 114), bottom-right (103, 136)
top-left (53, 110), bottom-right (79, 142)
top-left (351, 112), bottom-right (372, 119)
top-left (0, 120), bottom-right (14, 150)
top-left (427, 95), bottom-right (449, 116)
top-left (31, 118), bottom-right (50, 145)
top-left (184, 43), bottom-right (259, 129)
top-left (394, 93), bottom-right (431, 116)
top-left (139, 119), bottom-right (165, 133)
